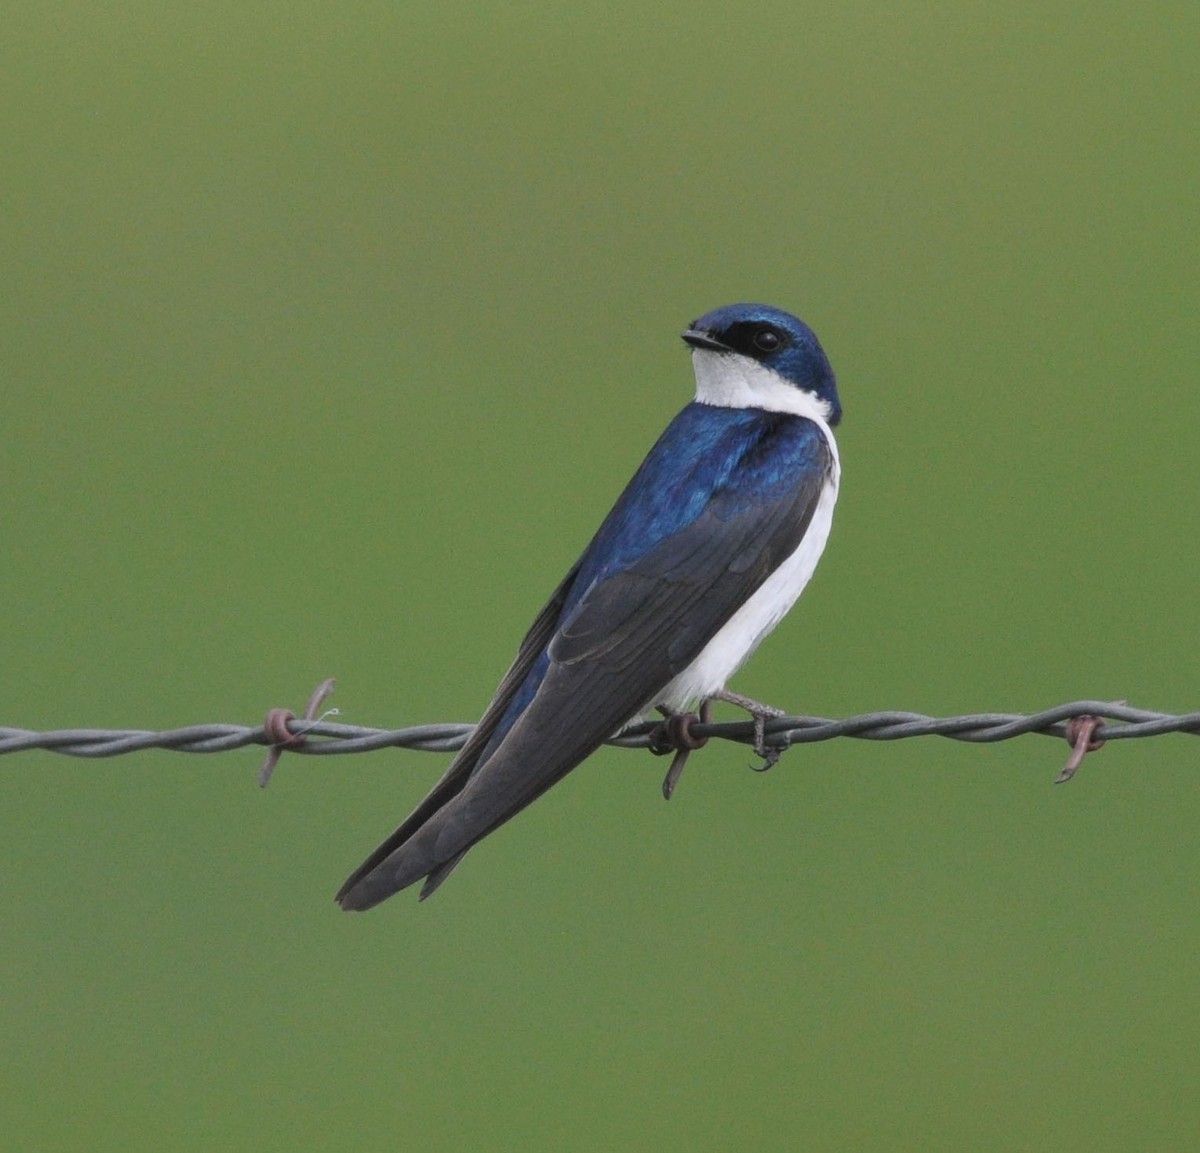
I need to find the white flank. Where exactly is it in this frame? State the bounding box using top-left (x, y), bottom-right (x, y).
top-left (654, 348), bottom-right (841, 709)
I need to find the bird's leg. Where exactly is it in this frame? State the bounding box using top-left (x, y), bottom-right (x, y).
top-left (709, 689), bottom-right (787, 771)
top-left (648, 700), bottom-right (712, 800)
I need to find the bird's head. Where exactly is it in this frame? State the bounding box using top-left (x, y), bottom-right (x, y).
top-left (682, 303), bottom-right (841, 427)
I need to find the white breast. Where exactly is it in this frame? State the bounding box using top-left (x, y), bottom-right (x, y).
top-left (657, 464), bottom-right (838, 709)
top-left (655, 346), bottom-right (841, 709)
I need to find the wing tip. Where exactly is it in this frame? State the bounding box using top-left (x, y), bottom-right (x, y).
top-left (334, 874), bottom-right (397, 913)
top-left (335, 845), bottom-right (465, 911)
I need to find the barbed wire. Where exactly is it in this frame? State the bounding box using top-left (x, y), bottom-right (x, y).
top-left (3, 698), bottom-right (1198, 784)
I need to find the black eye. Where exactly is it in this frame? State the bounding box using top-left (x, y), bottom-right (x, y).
top-left (752, 329), bottom-right (781, 352)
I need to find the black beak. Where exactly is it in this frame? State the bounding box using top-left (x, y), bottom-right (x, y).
top-left (681, 328), bottom-right (730, 352)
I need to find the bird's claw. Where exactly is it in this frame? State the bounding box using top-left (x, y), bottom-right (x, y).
top-left (750, 745), bottom-right (784, 773)
top-left (708, 689), bottom-right (787, 770)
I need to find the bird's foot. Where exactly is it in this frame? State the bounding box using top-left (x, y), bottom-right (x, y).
top-left (649, 700), bottom-right (713, 800)
top-left (709, 689), bottom-right (787, 771)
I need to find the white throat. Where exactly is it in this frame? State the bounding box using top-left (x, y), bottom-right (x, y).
top-left (691, 348), bottom-right (834, 423)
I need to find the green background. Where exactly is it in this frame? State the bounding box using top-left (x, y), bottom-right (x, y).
top-left (3, 3), bottom-right (1198, 1149)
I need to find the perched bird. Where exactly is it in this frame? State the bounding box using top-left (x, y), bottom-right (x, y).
top-left (337, 303), bottom-right (842, 910)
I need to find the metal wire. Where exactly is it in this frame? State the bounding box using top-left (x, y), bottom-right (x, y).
top-left (2, 701), bottom-right (1198, 760)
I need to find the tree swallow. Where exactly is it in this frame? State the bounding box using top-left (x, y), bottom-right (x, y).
top-left (337, 303), bottom-right (842, 910)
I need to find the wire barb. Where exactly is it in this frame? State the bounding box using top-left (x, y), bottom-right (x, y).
top-left (258, 678), bottom-right (338, 787)
top-left (1056, 710), bottom-right (1112, 784)
top-left (649, 701), bottom-right (713, 800)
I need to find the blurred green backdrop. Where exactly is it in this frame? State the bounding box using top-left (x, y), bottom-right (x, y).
top-left (3, 2), bottom-right (1198, 1149)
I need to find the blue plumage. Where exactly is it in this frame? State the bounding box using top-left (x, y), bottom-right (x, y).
top-left (577, 405), bottom-right (828, 583)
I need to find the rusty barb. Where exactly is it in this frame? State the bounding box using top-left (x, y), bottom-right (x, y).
top-left (1056, 708), bottom-right (1117, 784)
top-left (258, 678), bottom-right (339, 787)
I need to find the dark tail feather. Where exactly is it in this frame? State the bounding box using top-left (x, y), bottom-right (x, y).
top-left (419, 851), bottom-right (468, 900)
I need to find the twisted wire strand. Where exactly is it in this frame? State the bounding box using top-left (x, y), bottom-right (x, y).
top-left (2, 701), bottom-right (1198, 760)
